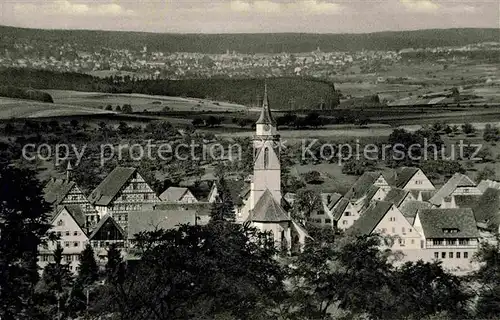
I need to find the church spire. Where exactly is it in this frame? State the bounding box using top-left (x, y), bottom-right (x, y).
top-left (256, 82), bottom-right (276, 125)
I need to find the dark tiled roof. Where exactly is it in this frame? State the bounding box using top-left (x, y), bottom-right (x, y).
top-left (127, 209), bottom-right (197, 239)
top-left (429, 173), bottom-right (477, 206)
top-left (344, 172), bottom-right (383, 201)
top-left (399, 200), bottom-right (432, 220)
top-left (43, 178), bottom-right (76, 205)
top-left (383, 188), bottom-right (410, 207)
top-left (321, 192), bottom-right (342, 212)
top-left (88, 167), bottom-right (137, 206)
top-left (473, 188), bottom-right (500, 223)
top-left (249, 189), bottom-right (290, 222)
top-left (332, 198), bottom-right (350, 221)
top-left (349, 201), bottom-right (393, 236)
top-left (454, 195), bottom-right (481, 208)
top-left (418, 208), bottom-right (479, 239)
top-left (394, 167), bottom-right (420, 188)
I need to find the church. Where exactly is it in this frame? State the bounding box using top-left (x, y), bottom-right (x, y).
top-left (236, 85), bottom-right (308, 251)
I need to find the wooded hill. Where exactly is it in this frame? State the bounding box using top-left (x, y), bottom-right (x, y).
top-left (1, 25), bottom-right (498, 53)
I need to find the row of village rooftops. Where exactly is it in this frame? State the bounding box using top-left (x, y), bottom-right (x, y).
top-left (40, 165), bottom-right (500, 273)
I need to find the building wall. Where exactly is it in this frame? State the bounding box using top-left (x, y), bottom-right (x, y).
top-left (403, 170), bottom-right (435, 191)
top-left (336, 203), bottom-right (359, 231)
top-left (252, 221), bottom-right (291, 248)
top-left (373, 205), bottom-right (422, 250)
top-left (452, 186), bottom-right (482, 196)
top-left (180, 191), bottom-right (198, 204)
top-left (397, 247), bottom-right (479, 272)
top-left (38, 208), bottom-right (88, 274)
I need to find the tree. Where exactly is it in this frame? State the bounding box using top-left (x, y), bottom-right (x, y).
top-left (462, 123), bottom-right (476, 135)
top-left (476, 166), bottom-right (496, 182)
top-left (209, 177), bottom-right (235, 223)
top-left (102, 223), bottom-right (285, 319)
top-left (292, 189), bottom-right (321, 223)
top-left (303, 170), bottom-right (322, 184)
top-left (393, 261), bottom-right (470, 319)
top-left (0, 164), bottom-right (52, 319)
top-left (70, 119), bottom-right (79, 130)
top-left (36, 244), bottom-right (74, 318)
top-left (105, 244), bottom-right (124, 285)
top-left (115, 105), bottom-right (122, 112)
top-left (483, 124), bottom-right (500, 142)
top-left (77, 243), bottom-right (99, 286)
top-left (105, 104), bottom-right (113, 111)
top-left (474, 234), bottom-right (500, 318)
top-left (122, 104), bottom-right (133, 113)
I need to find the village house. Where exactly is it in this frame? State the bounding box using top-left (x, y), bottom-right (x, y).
top-left (88, 215), bottom-right (127, 264)
top-left (159, 186), bottom-right (198, 203)
top-left (345, 172), bottom-right (391, 212)
top-left (383, 188), bottom-right (416, 209)
top-left (88, 167), bottom-right (160, 229)
top-left (391, 167), bottom-right (435, 191)
top-left (429, 173), bottom-right (482, 208)
top-left (38, 205), bottom-right (89, 274)
top-left (43, 165), bottom-right (98, 228)
top-left (349, 201), bottom-right (422, 250)
top-left (413, 208), bottom-right (480, 271)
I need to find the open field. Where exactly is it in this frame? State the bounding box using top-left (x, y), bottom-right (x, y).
top-left (0, 97), bottom-right (115, 119)
top-left (45, 90), bottom-right (252, 113)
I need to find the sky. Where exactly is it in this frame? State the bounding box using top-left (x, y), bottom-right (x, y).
top-left (1, 0), bottom-right (499, 33)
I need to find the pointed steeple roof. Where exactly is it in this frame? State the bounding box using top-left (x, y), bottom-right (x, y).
top-left (248, 189), bottom-right (290, 222)
top-left (256, 82), bottom-right (276, 125)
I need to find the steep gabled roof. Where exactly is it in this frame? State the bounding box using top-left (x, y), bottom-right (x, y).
top-left (321, 192), bottom-right (342, 213)
top-left (88, 167), bottom-right (137, 206)
top-left (345, 172), bottom-right (384, 201)
top-left (88, 215), bottom-right (126, 240)
top-left (393, 167), bottom-right (420, 188)
top-left (248, 189), bottom-right (290, 222)
top-left (159, 187), bottom-right (191, 202)
top-left (349, 201), bottom-right (393, 236)
top-left (399, 200), bottom-right (432, 222)
top-left (128, 209), bottom-right (197, 239)
top-left (417, 208), bottom-right (479, 239)
top-left (332, 198), bottom-right (350, 221)
top-left (154, 202), bottom-right (212, 217)
top-left (429, 173), bottom-right (477, 206)
top-left (473, 188), bottom-right (500, 224)
top-left (383, 188), bottom-right (410, 207)
top-left (52, 205), bottom-right (87, 232)
top-left (43, 178), bottom-right (76, 205)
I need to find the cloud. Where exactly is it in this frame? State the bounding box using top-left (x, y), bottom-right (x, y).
top-left (400, 0), bottom-right (440, 13)
top-left (14, 0), bottom-right (135, 17)
top-left (228, 0), bottom-right (343, 15)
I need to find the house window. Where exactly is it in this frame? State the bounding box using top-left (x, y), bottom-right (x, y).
top-left (433, 239), bottom-right (443, 246)
top-left (122, 195), bottom-right (127, 201)
top-left (57, 220), bottom-right (64, 226)
top-left (71, 195), bottom-right (78, 201)
top-left (456, 252), bottom-right (461, 258)
top-left (415, 180), bottom-right (423, 185)
top-left (464, 252), bottom-right (469, 259)
top-left (464, 189), bottom-right (469, 193)
top-left (65, 241), bottom-right (70, 247)
top-left (402, 227), bottom-right (406, 233)
top-left (73, 231), bottom-right (78, 236)
top-left (441, 252), bottom-right (446, 259)
top-left (459, 239), bottom-right (468, 246)
top-left (446, 239), bottom-right (456, 245)
top-left (449, 252), bottom-right (454, 258)
top-left (345, 212), bottom-right (351, 216)
top-left (409, 228), bottom-right (412, 233)
top-left (399, 239), bottom-right (405, 246)
top-left (73, 241), bottom-right (79, 247)
top-left (56, 231), bottom-right (61, 237)
top-left (264, 148), bottom-right (269, 169)
top-left (342, 220), bottom-right (348, 225)
top-left (144, 194), bottom-right (149, 200)
top-left (411, 239), bottom-right (415, 244)
top-left (434, 252), bottom-right (439, 259)
top-left (389, 217), bottom-right (396, 222)
top-left (381, 228), bottom-right (387, 233)
top-left (65, 255), bottom-right (71, 262)
top-left (65, 231), bottom-right (70, 236)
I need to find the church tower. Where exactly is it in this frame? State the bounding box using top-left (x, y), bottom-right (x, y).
top-left (250, 83), bottom-right (281, 209)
